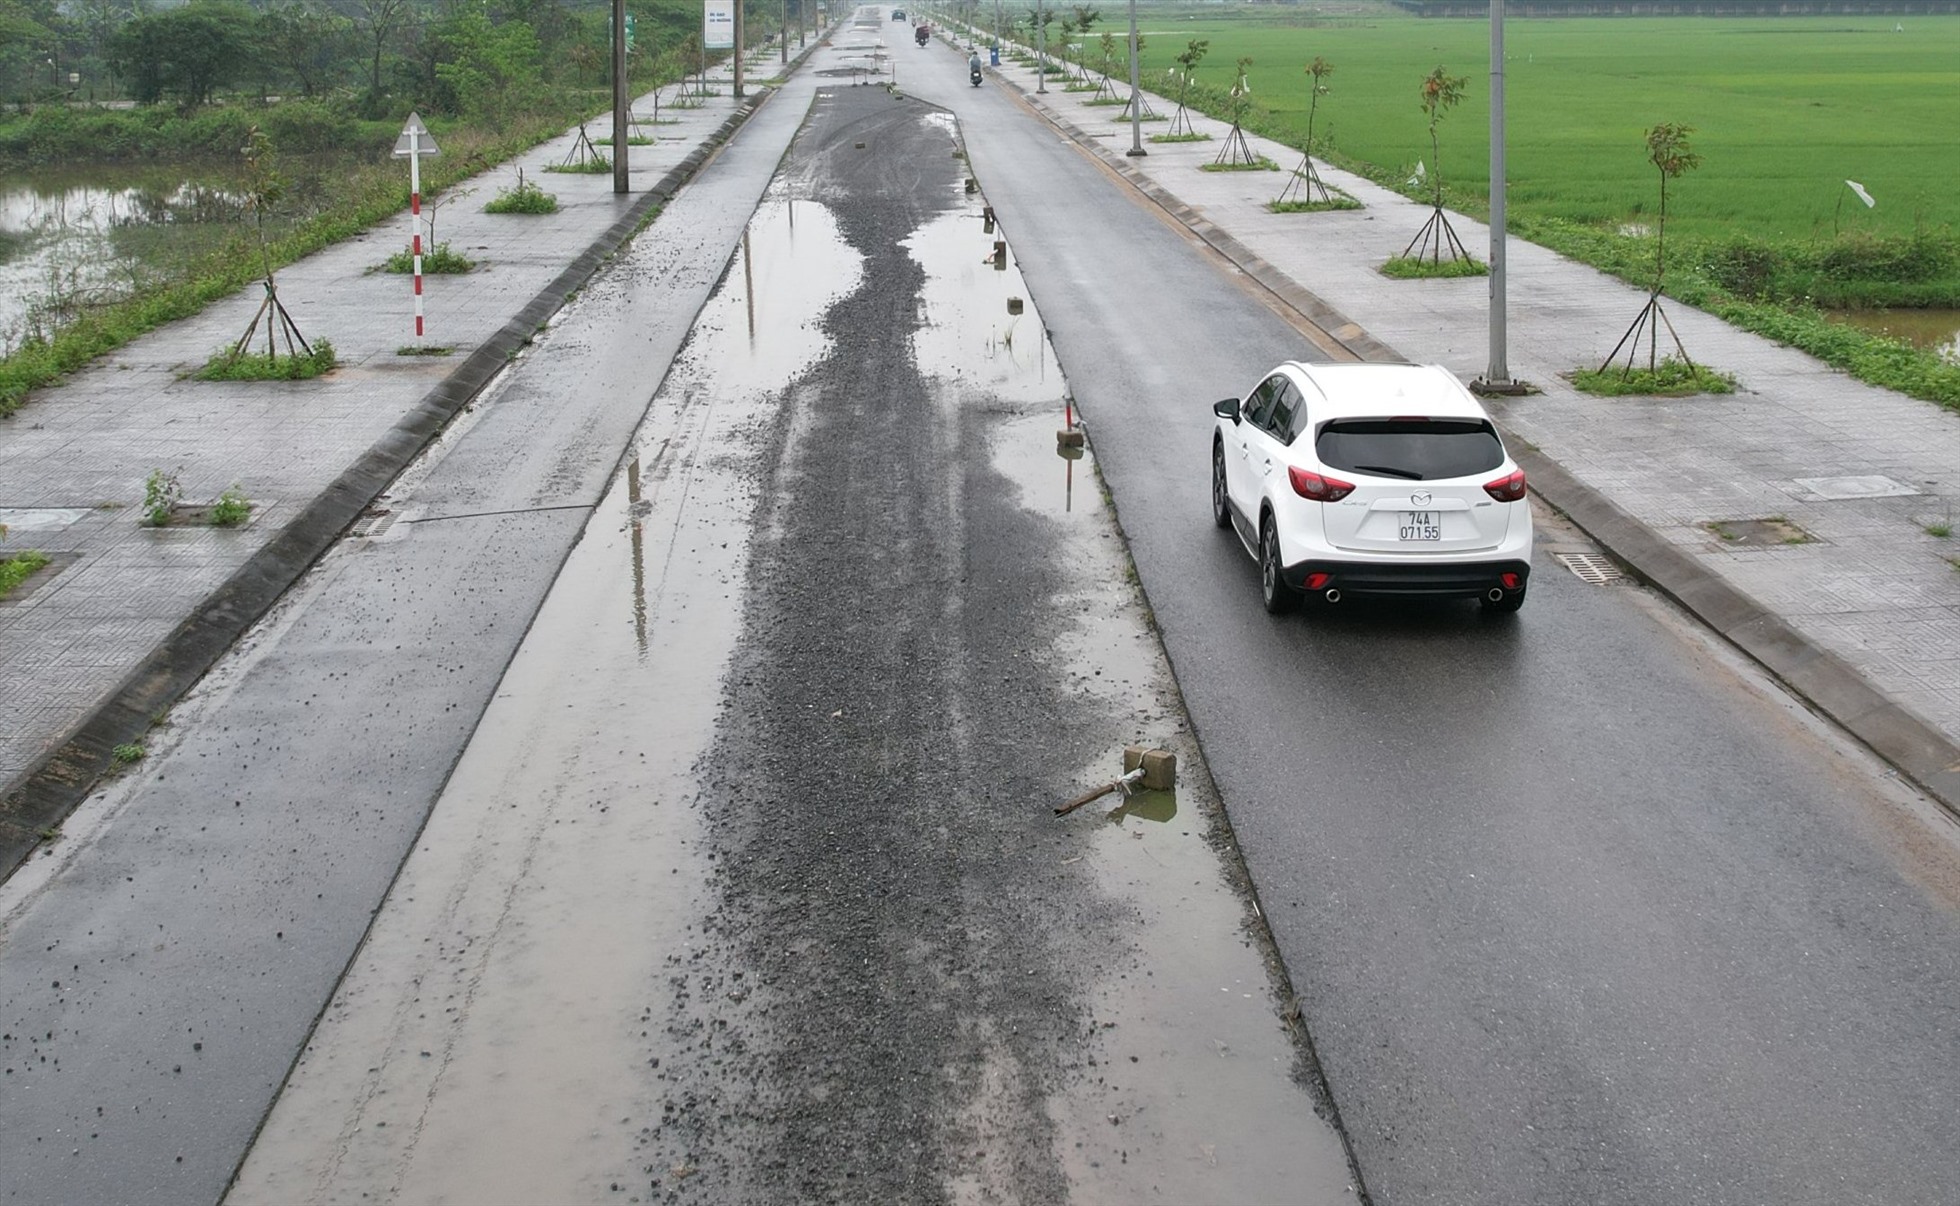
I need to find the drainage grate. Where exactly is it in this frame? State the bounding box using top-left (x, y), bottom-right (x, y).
top-left (348, 508), bottom-right (397, 539)
top-left (1553, 551), bottom-right (1624, 585)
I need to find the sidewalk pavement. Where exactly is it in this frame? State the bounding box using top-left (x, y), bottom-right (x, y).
top-left (957, 39), bottom-right (1960, 815)
top-left (4, 30), bottom-right (1958, 879)
top-left (0, 44), bottom-right (800, 875)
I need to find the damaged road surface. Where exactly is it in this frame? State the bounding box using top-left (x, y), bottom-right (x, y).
top-left (228, 85), bottom-right (1353, 1202)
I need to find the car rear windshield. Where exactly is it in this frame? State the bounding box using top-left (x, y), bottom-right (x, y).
top-left (1315, 419), bottom-right (1504, 481)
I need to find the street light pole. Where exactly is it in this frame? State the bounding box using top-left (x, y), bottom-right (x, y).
top-left (1126, 0), bottom-right (1144, 156)
top-left (1036, 2), bottom-right (1045, 93)
top-left (1480, 0), bottom-right (1516, 391)
top-left (611, 0), bottom-right (627, 193)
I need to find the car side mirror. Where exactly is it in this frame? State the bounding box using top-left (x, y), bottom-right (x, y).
top-left (1212, 398), bottom-right (1240, 423)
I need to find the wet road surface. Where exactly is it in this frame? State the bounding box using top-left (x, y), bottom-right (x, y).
top-left (898, 39), bottom-right (1960, 1206)
top-left (223, 53), bottom-right (1349, 1206)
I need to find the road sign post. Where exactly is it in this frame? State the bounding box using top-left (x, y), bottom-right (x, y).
top-left (391, 112), bottom-right (442, 340)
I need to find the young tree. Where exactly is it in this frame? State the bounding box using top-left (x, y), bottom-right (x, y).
top-left (1165, 37), bottom-right (1207, 137)
top-left (1277, 55), bottom-right (1334, 205)
top-left (227, 126), bottom-right (316, 364)
top-left (1600, 122), bottom-right (1705, 376)
top-left (1417, 65), bottom-right (1467, 210)
top-left (1644, 121), bottom-right (1700, 292)
top-left (1399, 65), bottom-right (1473, 264)
top-left (1214, 56), bottom-right (1257, 166)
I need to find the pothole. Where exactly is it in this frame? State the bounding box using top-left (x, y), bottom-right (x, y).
top-left (1705, 516), bottom-right (1818, 547)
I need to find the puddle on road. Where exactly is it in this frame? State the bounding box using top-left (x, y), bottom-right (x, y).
top-left (230, 192), bottom-right (864, 1205)
top-left (927, 185), bottom-right (1353, 1198)
top-left (905, 186), bottom-right (1062, 411)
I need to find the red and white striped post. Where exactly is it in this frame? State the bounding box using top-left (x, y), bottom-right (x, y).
top-left (391, 112), bottom-right (442, 341)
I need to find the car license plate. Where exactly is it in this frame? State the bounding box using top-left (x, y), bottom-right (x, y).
top-left (1399, 511), bottom-right (1441, 541)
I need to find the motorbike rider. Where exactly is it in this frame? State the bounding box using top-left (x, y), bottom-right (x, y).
top-left (968, 50), bottom-right (984, 81)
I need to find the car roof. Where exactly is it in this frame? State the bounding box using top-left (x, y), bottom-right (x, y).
top-left (1277, 362), bottom-right (1487, 422)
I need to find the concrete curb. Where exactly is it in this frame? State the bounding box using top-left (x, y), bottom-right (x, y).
top-left (0, 92), bottom-right (770, 882)
top-left (1017, 79), bottom-right (1960, 823)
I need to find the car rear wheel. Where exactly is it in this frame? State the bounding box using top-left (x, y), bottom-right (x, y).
top-left (1211, 441), bottom-right (1231, 529)
top-left (1260, 516), bottom-right (1299, 614)
top-left (1481, 584), bottom-right (1527, 615)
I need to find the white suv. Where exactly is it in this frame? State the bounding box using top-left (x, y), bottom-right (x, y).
top-left (1210, 361), bottom-right (1533, 614)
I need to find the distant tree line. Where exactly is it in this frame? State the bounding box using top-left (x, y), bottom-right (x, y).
top-left (1391, 0), bottom-right (1960, 14)
top-left (0, 0), bottom-right (785, 116)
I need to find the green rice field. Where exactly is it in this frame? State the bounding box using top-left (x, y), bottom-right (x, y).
top-left (1130, 10), bottom-right (1960, 243)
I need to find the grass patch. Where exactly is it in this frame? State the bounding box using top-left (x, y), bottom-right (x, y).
top-left (1925, 520), bottom-right (1952, 538)
top-left (0, 550), bottom-right (51, 600)
top-left (1269, 197), bottom-right (1363, 214)
top-left (111, 743), bottom-right (145, 764)
top-left (593, 136), bottom-right (656, 146)
top-left (1149, 131), bottom-right (1211, 144)
top-left (543, 155), bottom-right (612, 174)
top-left (196, 339), bottom-right (337, 382)
top-left (485, 177), bottom-right (559, 215)
top-left (1382, 256), bottom-right (1489, 279)
top-left (382, 243), bottom-right (475, 274)
top-left (1201, 155), bottom-right (1280, 173)
top-left (209, 485), bottom-right (252, 527)
top-left (1571, 358), bottom-right (1738, 397)
top-left (396, 344), bottom-right (455, 356)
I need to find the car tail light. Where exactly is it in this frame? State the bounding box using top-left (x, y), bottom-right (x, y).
top-left (1483, 469), bottom-right (1527, 502)
top-left (1501, 572), bottom-right (1522, 589)
top-left (1305, 572), bottom-right (1332, 591)
top-left (1289, 467), bottom-right (1355, 502)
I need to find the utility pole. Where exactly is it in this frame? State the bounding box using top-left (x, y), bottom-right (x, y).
top-left (1478, 0), bottom-right (1521, 393)
top-left (781, 0), bottom-right (789, 62)
top-left (611, 0), bottom-right (628, 193)
top-left (735, 0), bottom-right (746, 98)
top-left (1126, 0), bottom-right (1144, 156)
top-left (1036, 1), bottom-right (1045, 93)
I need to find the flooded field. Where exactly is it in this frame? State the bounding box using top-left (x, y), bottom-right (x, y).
top-left (0, 155), bottom-right (372, 350)
top-left (1829, 307), bottom-right (1960, 363)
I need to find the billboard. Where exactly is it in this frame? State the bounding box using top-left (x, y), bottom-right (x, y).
top-left (704, 0), bottom-right (734, 49)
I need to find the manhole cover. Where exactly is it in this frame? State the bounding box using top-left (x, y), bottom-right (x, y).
top-left (1791, 475), bottom-right (1919, 500)
top-left (1552, 551), bottom-right (1624, 584)
top-left (0, 507), bottom-right (94, 533)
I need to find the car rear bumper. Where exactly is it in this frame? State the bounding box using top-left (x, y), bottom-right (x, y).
top-left (1284, 558), bottom-right (1532, 599)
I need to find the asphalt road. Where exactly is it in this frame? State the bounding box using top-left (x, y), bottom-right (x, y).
top-left (902, 38), bottom-right (1960, 1206)
top-left (7, 24), bottom-right (1960, 1206)
top-left (232, 72), bottom-right (1352, 1205)
top-left (3, 30), bottom-right (1352, 1206)
top-left (0, 63), bottom-right (825, 1206)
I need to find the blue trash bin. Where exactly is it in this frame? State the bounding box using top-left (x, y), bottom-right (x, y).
top-left (989, 46), bottom-right (1000, 66)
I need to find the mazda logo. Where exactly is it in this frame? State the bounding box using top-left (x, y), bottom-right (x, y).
top-left (1411, 491), bottom-right (1431, 507)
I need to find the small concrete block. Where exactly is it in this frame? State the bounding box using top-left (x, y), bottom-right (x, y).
top-left (1123, 745), bottom-right (1176, 791)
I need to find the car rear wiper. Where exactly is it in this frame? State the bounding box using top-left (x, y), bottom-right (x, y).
top-left (1348, 464), bottom-right (1424, 480)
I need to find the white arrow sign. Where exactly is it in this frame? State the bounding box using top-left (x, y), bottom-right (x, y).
top-left (392, 111), bottom-right (441, 158)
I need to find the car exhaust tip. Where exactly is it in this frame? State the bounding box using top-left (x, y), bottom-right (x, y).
top-left (1324, 588), bottom-right (1341, 604)
top-left (1488, 587), bottom-right (1506, 602)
